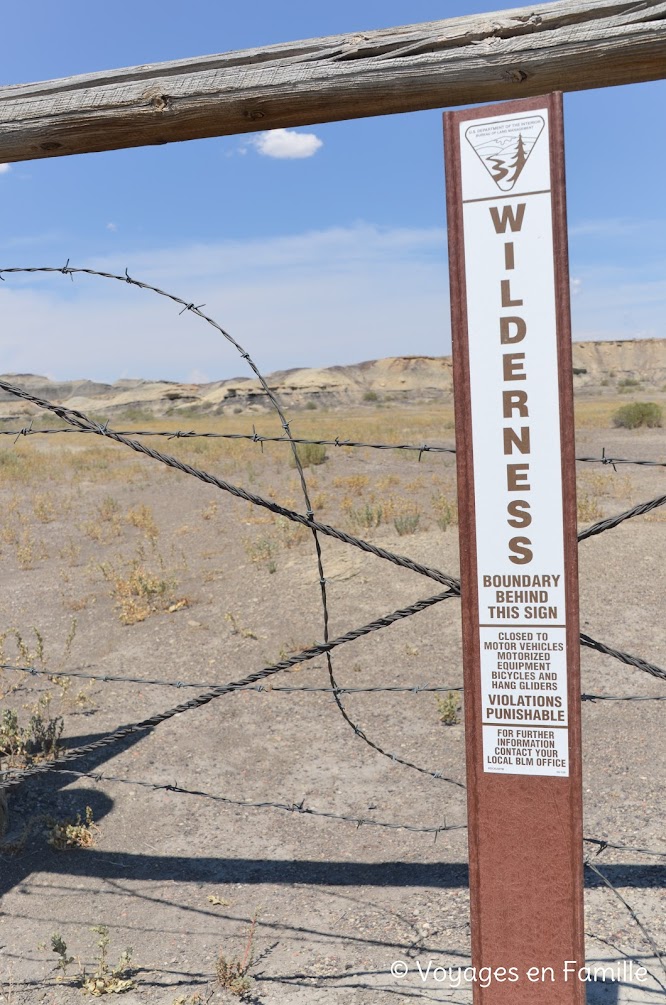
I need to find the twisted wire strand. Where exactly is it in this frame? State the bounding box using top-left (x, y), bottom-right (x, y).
top-left (584, 837), bottom-right (666, 858)
top-left (580, 634), bottom-right (666, 682)
top-left (23, 765), bottom-right (666, 860)
top-left (578, 494), bottom-right (666, 541)
top-left (0, 588), bottom-right (459, 791)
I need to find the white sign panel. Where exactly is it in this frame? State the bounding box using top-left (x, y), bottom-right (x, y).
top-left (459, 108), bottom-right (569, 777)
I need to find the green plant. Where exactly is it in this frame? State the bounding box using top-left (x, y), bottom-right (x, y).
top-left (50, 927), bottom-right (134, 994)
top-left (0, 708), bottom-right (63, 766)
top-left (215, 913), bottom-right (258, 999)
top-left (436, 691), bottom-right (462, 726)
top-left (288, 442), bottom-right (327, 468)
top-left (362, 390), bottom-right (379, 402)
top-left (393, 512), bottom-right (420, 536)
top-left (612, 401), bottom-right (663, 429)
top-left (243, 536), bottom-right (278, 573)
top-left (51, 933), bottom-right (75, 977)
top-left (617, 377), bottom-right (640, 388)
top-left (348, 503), bottom-right (383, 530)
top-left (304, 400), bottom-right (317, 410)
top-left (0, 710), bottom-right (28, 761)
top-left (29, 712), bottom-right (64, 759)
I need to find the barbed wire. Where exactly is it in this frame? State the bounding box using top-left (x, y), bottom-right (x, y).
top-left (0, 588), bottom-right (463, 791)
top-left (581, 692), bottom-right (666, 702)
top-left (49, 768), bottom-right (463, 838)
top-left (40, 768), bottom-right (666, 862)
top-left (1, 662), bottom-right (463, 693)
top-left (3, 661), bottom-right (664, 701)
top-left (3, 424), bottom-right (666, 473)
top-left (584, 837), bottom-right (666, 858)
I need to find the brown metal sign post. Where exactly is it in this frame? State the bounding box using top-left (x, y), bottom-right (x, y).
top-left (444, 93), bottom-right (585, 1002)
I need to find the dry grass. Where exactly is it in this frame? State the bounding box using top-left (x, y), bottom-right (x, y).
top-left (100, 555), bottom-right (180, 625)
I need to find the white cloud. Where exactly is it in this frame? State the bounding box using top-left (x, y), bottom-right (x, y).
top-left (2, 222), bottom-right (664, 384)
top-left (0, 164), bottom-right (11, 174)
top-left (253, 128), bottom-right (323, 160)
top-left (106, 222), bottom-right (118, 232)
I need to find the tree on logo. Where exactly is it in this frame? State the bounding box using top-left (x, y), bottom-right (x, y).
top-left (508, 133), bottom-right (528, 183)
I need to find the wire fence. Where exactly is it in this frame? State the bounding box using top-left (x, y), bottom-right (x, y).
top-left (3, 421), bottom-right (666, 471)
top-left (1, 264), bottom-right (664, 990)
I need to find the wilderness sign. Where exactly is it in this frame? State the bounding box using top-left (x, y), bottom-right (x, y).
top-left (444, 94), bottom-right (585, 1002)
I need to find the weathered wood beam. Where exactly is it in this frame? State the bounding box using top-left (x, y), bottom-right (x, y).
top-left (1, 0), bottom-right (665, 163)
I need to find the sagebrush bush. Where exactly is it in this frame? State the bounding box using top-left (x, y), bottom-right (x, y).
top-left (612, 402), bottom-right (662, 429)
top-left (288, 443), bottom-right (327, 468)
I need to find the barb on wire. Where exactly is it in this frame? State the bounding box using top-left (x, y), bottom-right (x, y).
top-left (52, 768), bottom-right (463, 837)
top-left (584, 837), bottom-right (666, 859)
top-left (577, 452), bottom-right (666, 470)
top-left (0, 588), bottom-right (460, 791)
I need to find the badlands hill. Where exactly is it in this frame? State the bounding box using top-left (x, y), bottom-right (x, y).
top-left (1, 338), bottom-right (665, 420)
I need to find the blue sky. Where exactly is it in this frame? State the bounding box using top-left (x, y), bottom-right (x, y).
top-left (1, 1), bottom-right (664, 382)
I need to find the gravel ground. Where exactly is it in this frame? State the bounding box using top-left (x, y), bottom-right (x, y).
top-left (0, 409), bottom-right (664, 1004)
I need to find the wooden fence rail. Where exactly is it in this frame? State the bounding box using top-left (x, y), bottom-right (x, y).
top-left (0, 0), bottom-right (665, 163)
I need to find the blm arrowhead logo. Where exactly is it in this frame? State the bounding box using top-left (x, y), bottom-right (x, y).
top-left (465, 115), bottom-right (545, 192)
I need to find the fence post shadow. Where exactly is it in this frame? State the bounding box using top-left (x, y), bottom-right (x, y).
top-left (587, 979), bottom-right (619, 1004)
